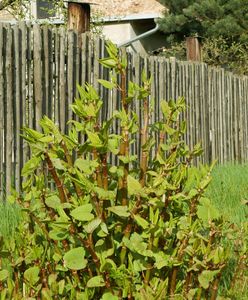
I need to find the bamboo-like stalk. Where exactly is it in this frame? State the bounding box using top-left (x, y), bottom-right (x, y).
top-left (118, 66), bottom-right (129, 206)
top-left (44, 152), bottom-right (67, 203)
top-left (140, 97), bottom-right (149, 187)
top-left (93, 147), bottom-right (103, 188)
top-left (169, 237), bottom-right (189, 296)
top-left (60, 140), bottom-right (83, 198)
top-left (183, 257), bottom-right (194, 295)
top-left (210, 272), bottom-right (222, 300)
top-left (145, 234), bottom-right (154, 284)
top-left (101, 153), bottom-right (108, 190)
top-left (41, 268), bottom-right (48, 288)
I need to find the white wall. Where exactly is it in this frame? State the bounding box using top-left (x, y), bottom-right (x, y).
top-left (102, 22), bottom-right (132, 45)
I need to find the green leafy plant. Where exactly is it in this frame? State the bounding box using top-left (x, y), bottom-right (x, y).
top-left (0, 42), bottom-right (246, 299)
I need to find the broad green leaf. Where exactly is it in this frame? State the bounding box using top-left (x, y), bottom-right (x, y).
top-left (108, 138), bottom-right (119, 155)
top-left (84, 103), bottom-right (96, 117)
top-left (63, 247), bottom-right (87, 270)
top-left (23, 127), bottom-right (44, 141)
top-left (45, 195), bottom-right (61, 209)
top-left (86, 130), bottom-right (102, 147)
top-left (94, 187), bottom-right (116, 201)
top-left (24, 266), bottom-right (40, 286)
top-left (134, 215), bottom-right (149, 229)
top-left (161, 100), bottom-right (171, 117)
top-left (164, 124), bottom-right (176, 135)
top-left (99, 58), bottom-right (117, 69)
top-left (197, 198), bottom-right (220, 224)
top-left (123, 233), bottom-right (153, 257)
top-left (58, 280), bottom-right (65, 295)
top-left (87, 275), bottom-right (105, 288)
top-left (51, 158), bottom-right (66, 171)
top-left (49, 229), bottom-right (68, 241)
top-left (119, 155), bottom-right (137, 164)
top-left (127, 175), bottom-right (142, 196)
top-left (198, 270), bottom-right (220, 289)
top-left (154, 253), bottom-right (171, 269)
top-left (84, 218), bottom-right (101, 233)
top-left (70, 204), bottom-right (94, 222)
top-left (75, 158), bottom-right (99, 175)
top-left (101, 292), bottom-right (118, 300)
top-left (38, 135), bottom-right (54, 143)
top-left (108, 206), bottom-right (130, 218)
top-left (21, 156), bottom-right (41, 177)
top-left (98, 79), bottom-right (116, 89)
top-left (0, 270), bottom-right (9, 281)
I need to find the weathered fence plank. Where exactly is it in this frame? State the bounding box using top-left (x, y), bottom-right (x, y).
top-left (0, 24), bottom-right (3, 198)
top-left (6, 24), bottom-right (13, 195)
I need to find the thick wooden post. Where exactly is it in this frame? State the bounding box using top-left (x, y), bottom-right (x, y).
top-left (186, 37), bottom-right (201, 61)
top-left (67, 0), bottom-right (91, 34)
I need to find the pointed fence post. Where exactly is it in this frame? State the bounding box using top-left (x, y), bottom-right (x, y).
top-left (186, 37), bottom-right (202, 61)
top-left (67, 0), bottom-right (91, 34)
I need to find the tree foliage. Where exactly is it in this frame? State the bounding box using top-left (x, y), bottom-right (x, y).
top-left (159, 0), bottom-right (248, 43)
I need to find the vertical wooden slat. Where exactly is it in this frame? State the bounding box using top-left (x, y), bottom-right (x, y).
top-left (54, 27), bottom-right (60, 125)
top-left (33, 24), bottom-right (43, 131)
top-left (13, 24), bottom-right (21, 192)
top-left (26, 23), bottom-right (33, 130)
top-left (81, 33), bottom-right (88, 85)
top-left (6, 24), bottom-right (13, 195)
top-left (67, 30), bottom-right (75, 125)
top-left (20, 22), bottom-right (28, 177)
top-left (59, 26), bottom-right (66, 133)
top-left (0, 24), bottom-right (4, 198)
top-left (43, 25), bottom-right (49, 117)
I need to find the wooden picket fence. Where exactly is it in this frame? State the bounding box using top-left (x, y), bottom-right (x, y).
top-left (1, 22), bottom-right (248, 196)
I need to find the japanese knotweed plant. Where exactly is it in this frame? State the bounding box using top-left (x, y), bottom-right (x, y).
top-left (0, 42), bottom-right (246, 300)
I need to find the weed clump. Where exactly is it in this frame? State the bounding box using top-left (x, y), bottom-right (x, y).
top-left (0, 42), bottom-right (247, 299)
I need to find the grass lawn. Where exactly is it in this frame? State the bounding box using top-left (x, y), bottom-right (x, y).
top-left (206, 163), bottom-right (248, 225)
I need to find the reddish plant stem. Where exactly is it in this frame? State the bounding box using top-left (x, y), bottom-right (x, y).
top-left (210, 272), bottom-right (222, 300)
top-left (60, 140), bottom-right (84, 198)
top-left (169, 237), bottom-right (189, 296)
top-left (118, 67), bottom-right (129, 207)
top-left (44, 152), bottom-right (67, 203)
top-left (101, 153), bottom-right (108, 191)
top-left (183, 258), bottom-right (194, 295)
top-left (41, 268), bottom-right (48, 288)
top-left (101, 153), bottom-right (109, 220)
top-left (92, 148), bottom-right (103, 188)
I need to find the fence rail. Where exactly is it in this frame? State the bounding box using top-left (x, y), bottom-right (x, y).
top-left (1, 22), bottom-right (248, 195)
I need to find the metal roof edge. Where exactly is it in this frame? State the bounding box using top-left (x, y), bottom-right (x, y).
top-left (99, 13), bottom-right (162, 23)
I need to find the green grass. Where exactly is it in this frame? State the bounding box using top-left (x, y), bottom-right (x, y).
top-left (207, 164), bottom-right (248, 300)
top-left (0, 201), bottom-right (21, 239)
top-left (206, 163), bottom-right (248, 225)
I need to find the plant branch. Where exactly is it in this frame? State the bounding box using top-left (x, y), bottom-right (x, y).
top-left (44, 152), bottom-right (68, 203)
